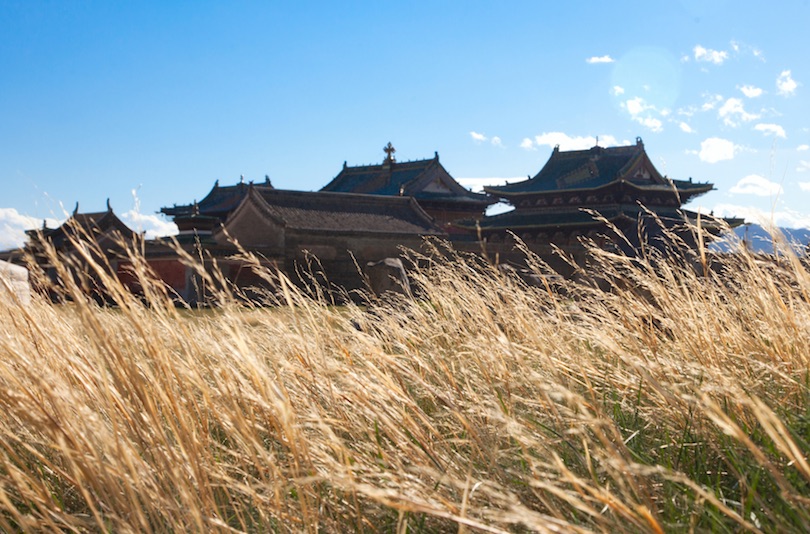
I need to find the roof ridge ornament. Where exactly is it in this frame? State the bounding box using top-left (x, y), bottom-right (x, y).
top-left (383, 142), bottom-right (396, 163)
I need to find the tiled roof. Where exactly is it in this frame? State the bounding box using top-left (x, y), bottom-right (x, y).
top-left (239, 187), bottom-right (446, 236)
top-left (460, 204), bottom-right (741, 232)
top-left (321, 154), bottom-right (492, 204)
top-left (161, 178), bottom-right (274, 218)
top-left (39, 207), bottom-right (135, 248)
top-left (485, 139), bottom-right (713, 198)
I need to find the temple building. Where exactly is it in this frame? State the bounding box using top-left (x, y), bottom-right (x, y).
top-left (155, 182), bottom-right (446, 301)
top-left (160, 175), bottom-right (273, 223)
top-left (462, 138), bottom-right (743, 273)
top-left (320, 143), bottom-right (495, 235)
top-left (3, 138), bottom-right (748, 303)
top-left (0, 201), bottom-right (137, 300)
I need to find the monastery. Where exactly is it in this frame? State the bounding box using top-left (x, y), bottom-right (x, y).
top-left (1, 139), bottom-right (741, 303)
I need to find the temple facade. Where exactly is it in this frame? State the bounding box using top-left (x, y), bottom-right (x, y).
top-left (1, 201), bottom-right (136, 301)
top-left (460, 138), bottom-right (742, 273)
top-left (2, 139), bottom-right (746, 303)
top-left (320, 143), bottom-right (495, 235)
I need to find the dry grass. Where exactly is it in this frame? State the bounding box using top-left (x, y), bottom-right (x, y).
top-left (0, 227), bottom-right (809, 532)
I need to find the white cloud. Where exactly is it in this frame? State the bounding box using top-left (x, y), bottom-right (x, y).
top-left (698, 137), bottom-right (738, 163)
top-left (0, 208), bottom-right (61, 251)
top-left (678, 105), bottom-right (697, 118)
top-left (701, 94), bottom-right (724, 111)
top-left (120, 211), bottom-right (178, 239)
top-left (797, 160), bottom-right (810, 172)
top-left (718, 97), bottom-right (760, 127)
top-left (679, 122), bottom-right (694, 133)
top-left (520, 138), bottom-right (535, 150)
top-left (798, 144), bottom-right (810, 152)
top-left (739, 85), bottom-right (763, 98)
top-left (799, 182), bottom-right (810, 191)
top-left (622, 97), bottom-right (664, 132)
top-left (611, 85), bottom-right (625, 96)
top-left (693, 45), bottom-right (728, 65)
top-left (637, 116), bottom-right (663, 133)
top-left (531, 132), bottom-right (620, 151)
top-left (470, 131), bottom-right (503, 146)
top-left (586, 55), bottom-right (614, 64)
top-left (625, 97), bottom-right (651, 116)
top-left (777, 70), bottom-right (798, 96)
top-left (754, 123), bottom-right (786, 138)
top-left (729, 174), bottom-right (784, 197)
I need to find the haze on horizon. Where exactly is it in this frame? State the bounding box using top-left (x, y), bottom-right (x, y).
top-left (1, 0), bottom-right (808, 251)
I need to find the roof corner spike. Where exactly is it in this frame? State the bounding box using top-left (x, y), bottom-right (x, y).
top-left (434, 151), bottom-right (439, 161)
top-left (106, 198), bottom-right (111, 212)
top-left (73, 202), bottom-right (79, 216)
top-left (343, 160), bottom-right (347, 169)
top-left (214, 179), bottom-right (220, 188)
top-left (553, 144), bottom-right (560, 153)
top-left (636, 136), bottom-right (643, 146)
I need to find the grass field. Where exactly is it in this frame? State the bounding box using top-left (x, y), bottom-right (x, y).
top-left (0, 229), bottom-right (809, 532)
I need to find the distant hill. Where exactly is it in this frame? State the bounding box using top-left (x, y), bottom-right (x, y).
top-left (711, 224), bottom-right (810, 254)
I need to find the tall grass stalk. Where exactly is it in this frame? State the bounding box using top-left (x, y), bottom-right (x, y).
top-left (0, 226), bottom-right (809, 532)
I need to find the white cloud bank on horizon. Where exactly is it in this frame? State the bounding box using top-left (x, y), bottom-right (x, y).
top-left (697, 137), bottom-right (738, 163)
top-left (586, 55), bottom-right (614, 64)
top-left (0, 209), bottom-right (60, 251)
top-left (0, 207), bottom-right (177, 252)
top-left (711, 203), bottom-right (810, 230)
top-left (119, 210), bottom-right (178, 239)
top-left (521, 132), bottom-right (623, 152)
top-left (693, 45), bottom-right (728, 65)
top-left (776, 70), bottom-right (798, 96)
top-left (729, 174), bottom-right (784, 197)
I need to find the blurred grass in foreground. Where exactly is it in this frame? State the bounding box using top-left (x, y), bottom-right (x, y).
top-left (0, 225), bottom-right (809, 533)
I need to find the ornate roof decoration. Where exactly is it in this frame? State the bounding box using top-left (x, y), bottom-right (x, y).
top-left (485, 137), bottom-right (713, 202)
top-left (321, 146), bottom-right (493, 205)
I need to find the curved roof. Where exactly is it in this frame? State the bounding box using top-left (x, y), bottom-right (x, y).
top-left (321, 151), bottom-right (493, 205)
top-left (224, 186), bottom-right (446, 236)
top-left (458, 205), bottom-right (741, 233)
top-left (35, 204), bottom-right (135, 248)
top-left (485, 139), bottom-right (713, 200)
top-left (161, 177), bottom-right (274, 219)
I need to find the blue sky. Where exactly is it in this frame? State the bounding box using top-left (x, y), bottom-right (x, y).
top-left (2, 1), bottom-right (809, 249)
